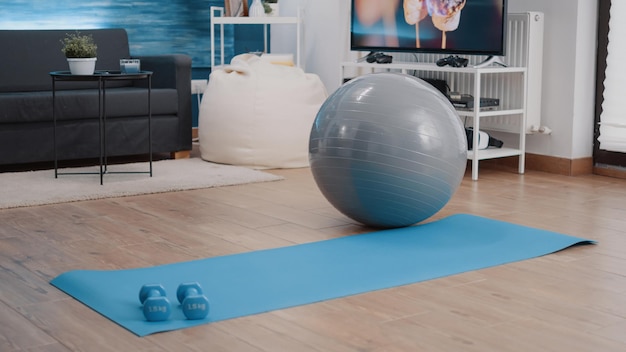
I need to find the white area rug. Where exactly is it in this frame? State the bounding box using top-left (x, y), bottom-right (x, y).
top-left (0, 158), bottom-right (283, 209)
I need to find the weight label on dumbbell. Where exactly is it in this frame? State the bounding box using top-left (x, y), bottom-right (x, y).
top-left (185, 302), bottom-right (207, 311)
top-left (146, 305), bottom-right (169, 313)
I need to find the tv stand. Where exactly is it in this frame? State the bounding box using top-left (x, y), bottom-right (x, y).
top-left (474, 56), bottom-right (507, 68)
top-left (339, 60), bottom-right (527, 180)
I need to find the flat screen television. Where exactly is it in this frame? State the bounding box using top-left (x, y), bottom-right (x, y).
top-left (351, 0), bottom-right (507, 59)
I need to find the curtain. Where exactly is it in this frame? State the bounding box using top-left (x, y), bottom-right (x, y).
top-left (599, 1), bottom-right (626, 152)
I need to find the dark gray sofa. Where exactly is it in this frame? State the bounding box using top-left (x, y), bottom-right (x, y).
top-left (0, 29), bottom-right (192, 166)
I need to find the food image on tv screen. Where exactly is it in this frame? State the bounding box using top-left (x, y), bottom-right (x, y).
top-left (351, 0), bottom-right (505, 55)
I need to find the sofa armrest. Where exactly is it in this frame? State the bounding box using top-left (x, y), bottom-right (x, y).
top-left (133, 54), bottom-right (193, 152)
top-left (133, 54), bottom-right (190, 89)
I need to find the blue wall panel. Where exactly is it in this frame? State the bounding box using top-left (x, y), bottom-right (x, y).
top-left (0, 0), bottom-right (263, 68)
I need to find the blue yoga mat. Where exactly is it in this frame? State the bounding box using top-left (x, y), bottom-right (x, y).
top-left (51, 214), bottom-right (594, 336)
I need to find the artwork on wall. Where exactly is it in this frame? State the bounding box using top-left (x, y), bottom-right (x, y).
top-left (225, 0), bottom-right (249, 16)
top-left (0, 0), bottom-right (232, 68)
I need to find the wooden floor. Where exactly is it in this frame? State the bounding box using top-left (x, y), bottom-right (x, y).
top-left (2, 160), bottom-right (626, 351)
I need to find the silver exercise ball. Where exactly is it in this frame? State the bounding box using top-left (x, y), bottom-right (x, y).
top-left (309, 73), bottom-right (467, 228)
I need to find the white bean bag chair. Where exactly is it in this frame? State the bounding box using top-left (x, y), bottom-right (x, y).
top-left (199, 54), bottom-right (328, 169)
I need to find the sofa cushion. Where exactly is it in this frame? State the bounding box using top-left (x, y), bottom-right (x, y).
top-left (0, 88), bottom-right (178, 123)
top-left (0, 29), bottom-right (132, 93)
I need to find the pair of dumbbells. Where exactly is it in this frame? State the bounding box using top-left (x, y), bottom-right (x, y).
top-left (139, 282), bottom-right (210, 321)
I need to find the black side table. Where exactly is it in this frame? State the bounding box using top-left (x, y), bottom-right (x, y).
top-left (50, 70), bottom-right (153, 185)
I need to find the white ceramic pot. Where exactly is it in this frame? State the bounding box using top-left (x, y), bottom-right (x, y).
top-left (67, 58), bottom-right (97, 75)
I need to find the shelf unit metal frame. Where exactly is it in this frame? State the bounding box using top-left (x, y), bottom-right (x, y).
top-left (210, 6), bottom-right (302, 68)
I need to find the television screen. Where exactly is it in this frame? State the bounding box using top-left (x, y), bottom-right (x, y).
top-left (351, 0), bottom-right (507, 56)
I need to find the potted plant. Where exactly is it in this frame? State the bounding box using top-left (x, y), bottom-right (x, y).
top-left (263, 0), bottom-right (279, 17)
top-left (60, 32), bottom-right (98, 75)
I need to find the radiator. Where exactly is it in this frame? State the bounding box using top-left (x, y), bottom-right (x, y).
top-left (394, 12), bottom-right (545, 134)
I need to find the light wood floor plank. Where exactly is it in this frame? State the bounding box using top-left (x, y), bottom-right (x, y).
top-left (0, 301), bottom-right (58, 351)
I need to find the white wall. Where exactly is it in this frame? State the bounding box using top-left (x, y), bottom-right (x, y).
top-left (273, 0), bottom-right (599, 160)
top-left (270, 0), bottom-right (348, 92)
top-left (572, 0), bottom-right (599, 159)
top-left (508, 0), bottom-right (598, 159)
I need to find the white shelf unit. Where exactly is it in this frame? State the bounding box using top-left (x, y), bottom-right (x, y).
top-left (340, 61), bottom-right (527, 180)
top-left (210, 6), bottom-right (302, 68)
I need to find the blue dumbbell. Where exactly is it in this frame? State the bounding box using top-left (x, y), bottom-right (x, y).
top-left (139, 283), bottom-right (171, 321)
top-left (177, 282), bottom-right (210, 320)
